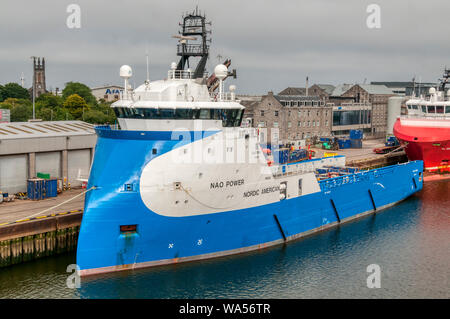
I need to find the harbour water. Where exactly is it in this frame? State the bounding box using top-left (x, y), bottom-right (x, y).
top-left (0, 181), bottom-right (448, 299)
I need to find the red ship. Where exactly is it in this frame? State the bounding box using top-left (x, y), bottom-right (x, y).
top-left (394, 69), bottom-right (450, 177)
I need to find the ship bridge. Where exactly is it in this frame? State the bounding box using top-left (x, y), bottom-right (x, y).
top-left (111, 64), bottom-right (244, 131)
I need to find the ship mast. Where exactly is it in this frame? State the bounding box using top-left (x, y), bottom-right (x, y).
top-left (175, 7), bottom-right (211, 79)
top-left (439, 68), bottom-right (450, 92)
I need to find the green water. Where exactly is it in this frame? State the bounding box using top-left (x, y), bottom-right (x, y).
top-left (0, 181), bottom-right (449, 299)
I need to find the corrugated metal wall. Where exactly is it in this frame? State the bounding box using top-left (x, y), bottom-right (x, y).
top-left (68, 150), bottom-right (91, 187)
top-left (0, 155), bottom-right (27, 193)
top-left (36, 152), bottom-right (61, 178)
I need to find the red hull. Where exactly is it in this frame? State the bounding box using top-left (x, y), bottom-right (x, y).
top-left (393, 118), bottom-right (450, 172)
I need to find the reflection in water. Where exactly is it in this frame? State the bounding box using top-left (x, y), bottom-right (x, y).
top-left (0, 182), bottom-right (448, 299)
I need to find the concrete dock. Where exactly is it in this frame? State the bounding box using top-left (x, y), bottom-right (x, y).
top-left (0, 188), bottom-right (85, 267)
top-left (0, 188), bottom-right (85, 225)
top-left (310, 138), bottom-right (407, 169)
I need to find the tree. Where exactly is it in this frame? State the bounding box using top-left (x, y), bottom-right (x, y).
top-left (63, 94), bottom-right (88, 119)
top-left (10, 104), bottom-right (32, 122)
top-left (0, 85), bottom-right (5, 102)
top-left (62, 82), bottom-right (97, 106)
top-left (36, 93), bottom-right (63, 109)
top-left (2, 83), bottom-right (30, 100)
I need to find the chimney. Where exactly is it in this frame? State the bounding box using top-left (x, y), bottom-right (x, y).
top-left (305, 76), bottom-right (309, 96)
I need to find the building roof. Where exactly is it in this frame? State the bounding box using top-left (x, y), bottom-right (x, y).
top-left (0, 121), bottom-right (95, 140)
top-left (91, 85), bottom-right (124, 91)
top-left (331, 84), bottom-right (354, 96)
top-left (357, 84), bottom-right (394, 95)
top-left (315, 84), bottom-right (335, 95)
top-left (273, 95), bottom-right (320, 103)
top-left (331, 83), bottom-right (394, 96)
top-left (278, 87), bottom-right (306, 95)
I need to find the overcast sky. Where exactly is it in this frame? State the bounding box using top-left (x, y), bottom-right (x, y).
top-left (0, 0), bottom-right (449, 94)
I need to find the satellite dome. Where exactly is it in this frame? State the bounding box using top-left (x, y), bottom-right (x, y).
top-left (214, 64), bottom-right (228, 80)
top-left (120, 65), bottom-right (132, 79)
top-left (171, 62), bottom-right (177, 70)
top-left (429, 87), bottom-right (436, 94)
top-left (229, 85), bottom-right (236, 92)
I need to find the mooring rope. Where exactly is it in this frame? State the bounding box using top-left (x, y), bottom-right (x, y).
top-left (15, 186), bottom-right (97, 222)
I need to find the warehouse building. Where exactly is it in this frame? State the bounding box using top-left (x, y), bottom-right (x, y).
top-left (91, 85), bottom-right (124, 102)
top-left (0, 121), bottom-right (96, 194)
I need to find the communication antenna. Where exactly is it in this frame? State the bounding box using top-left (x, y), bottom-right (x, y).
top-left (120, 65), bottom-right (132, 100)
top-left (214, 64), bottom-right (228, 101)
top-left (145, 46), bottom-right (150, 84)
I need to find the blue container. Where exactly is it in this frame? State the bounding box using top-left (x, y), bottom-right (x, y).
top-left (27, 179), bottom-right (44, 200)
top-left (350, 139), bottom-right (362, 148)
top-left (45, 179), bottom-right (58, 198)
top-left (274, 149), bottom-right (289, 164)
top-left (349, 129), bottom-right (362, 140)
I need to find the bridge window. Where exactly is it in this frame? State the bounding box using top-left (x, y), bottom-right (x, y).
top-left (446, 105), bottom-right (450, 113)
top-left (113, 107), bottom-right (243, 127)
top-left (421, 105), bottom-right (427, 112)
top-left (436, 106), bottom-right (444, 114)
top-left (427, 105), bottom-right (436, 113)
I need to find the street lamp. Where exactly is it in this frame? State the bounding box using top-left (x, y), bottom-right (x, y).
top-left (30, 56), bottom-right (36, 120)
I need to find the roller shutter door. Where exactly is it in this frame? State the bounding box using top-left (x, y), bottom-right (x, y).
top-left (68, 149), bottom-right (91, 187)
top-left (36, 152), bottom-right (61, 178)
top-left (0, 155), bottom-right (28, 194)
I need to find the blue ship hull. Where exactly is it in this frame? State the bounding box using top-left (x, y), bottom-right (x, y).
top-left (76, 127), bottom-right (423, 276)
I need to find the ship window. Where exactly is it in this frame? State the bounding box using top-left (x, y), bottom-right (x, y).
top-left (412, 105), bottom-right (418, 110)
top-left (421, 105), bottom-right (427, 112)
top-left (436, 106), bottom-right (444, 114)
top-left (198, 109), bottom-right (211, 119)
top-left (113, 107), bottom-right (243, 127)
top-left (446, 105), bottom-right (450, 113)
top-left (427, 105), bottom-right (436, 113)
top-left (175, 108), bottom-right (195, 119)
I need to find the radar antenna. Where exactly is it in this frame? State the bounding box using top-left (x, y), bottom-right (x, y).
top-left (173, 9), bottom-right (211, 78)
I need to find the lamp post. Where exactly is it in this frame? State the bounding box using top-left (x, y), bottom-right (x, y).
top-left (30, 56), bottom-right (36, 120)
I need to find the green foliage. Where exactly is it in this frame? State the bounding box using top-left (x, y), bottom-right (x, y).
top-left (62, 82), bottom-right (97, 106)
top-left (1, 81), bottom-right (114, 124)
top-left (0, 85), bottom-right (5, 102)
top-left (10, 104), bottom-right (32, 122)
top-left (36, 93), bottom-right (63, 109)
top-left (63, 94), bottom-right (89, 119)
top-left (2, 83), bottom-right (30, 100)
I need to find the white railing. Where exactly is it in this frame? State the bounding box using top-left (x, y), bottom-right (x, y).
top-left (209, 91), bottom-right (238, 102)
top-left (168, 70), bottom-right (209, 80)
top-left (403, 114), bottom-right (450, 120)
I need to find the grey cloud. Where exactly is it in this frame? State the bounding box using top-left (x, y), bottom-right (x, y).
top-left (0, 0), bottom-right (449, 94)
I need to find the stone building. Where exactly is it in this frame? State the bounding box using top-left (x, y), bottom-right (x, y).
top-left (241, 91), bottom-right (333, 144)
top-left (339, 84), bottom-right (394, 136)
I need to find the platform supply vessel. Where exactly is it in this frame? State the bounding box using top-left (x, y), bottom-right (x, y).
top-left (76, 10), bottom-right (424, 276)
